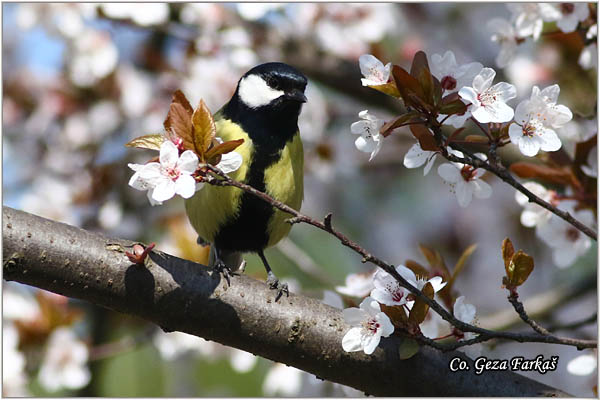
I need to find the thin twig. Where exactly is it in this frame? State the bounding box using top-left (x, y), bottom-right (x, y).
top-left (429, 124), bottom-right (598, 241)
top-left (507, 291), bottom-right (552, 336)
top-left (204, 165), bottom-right (597, 350)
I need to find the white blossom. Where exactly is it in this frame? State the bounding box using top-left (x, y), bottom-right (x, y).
top-left (403, 142), bottom-right (438, 175)
top-left (507, 3), bottom-right (544, 40)
top-left (359, 54), bottom-right (391, 86)
top-left (351, 110), bottom-right (384, 161)
top-left (509, 85), bottom-right (571, 157)
top-left (581, 146), bottom-right (597, 178)
top-left (458, 68), bottom-right (517, 123)
top-left (419, 307), bottom-right (451, 339)
top-left (437, 152), bottom-right (492, 207)
top-left (342, 297), bottom-right (394, 355)
top-left (38, 328), bottom-right (91, 392)
top-left (515, 182), bottom-right (556, 228)
top-left (128, 141), bottom-right (199, 205)
top-left (371, 265), bottom-right (446, 307)
top-left (262, 363), bottom-right (303, 396)
top-left (567, 352), bottom-right (597, 376)
top-left (335, 270), bottom-right (375, 298)
top-left (536, 201), bottom-right (595, 268)
top-left (429, 50), bottom-right (483, 94)
top-left (488, 18), bottom-right (518, 68)
top-left (453, 296), bottom-right (481, 358)
top-left (539, 3), bottom-right (590, 33)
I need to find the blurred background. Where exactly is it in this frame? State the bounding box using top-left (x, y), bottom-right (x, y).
top-left (2, 2), bottom-right (597, 397)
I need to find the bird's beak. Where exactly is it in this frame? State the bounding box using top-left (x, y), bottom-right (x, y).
top-left (285, 89), bottom-right (307, 103)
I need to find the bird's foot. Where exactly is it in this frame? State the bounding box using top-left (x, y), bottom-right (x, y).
top-left (213, 260), bottom-right (237, 287)
top-left (266, 271), bottom-right (289, 302)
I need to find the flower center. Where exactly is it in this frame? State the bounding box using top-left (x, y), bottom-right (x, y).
top-left (165, 166), bottom-right (181, 181)
top-left (560, 3), bottom-right (574, 14)
top-left (522, 119), bottom-right (543, 137)
top-left (364, 318), bottom-right (381, 333)
top-left (391, 289), bottom-right (405, 303)
top-left (441, 75), bottom-right (457, 90)
top-left (460, 165), bottom-right (477, 181)
top-left (566, 227), bottom-right (580, 242)
top-left (477, 89), bottom-right (498, 107)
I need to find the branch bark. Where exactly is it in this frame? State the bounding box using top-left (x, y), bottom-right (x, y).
top-left (3, 206), bottom-right (570, 397)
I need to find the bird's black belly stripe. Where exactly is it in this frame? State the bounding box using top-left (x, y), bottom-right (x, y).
top-left (214, 145), bottom-right (281, 253)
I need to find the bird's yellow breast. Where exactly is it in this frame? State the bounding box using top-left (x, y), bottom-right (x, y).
top-left (184, 117), bottom-right (303, 248)
top-left (265, 133), bottom-right (304, 247)
top-left (184, 118), bottom-right (252, 242)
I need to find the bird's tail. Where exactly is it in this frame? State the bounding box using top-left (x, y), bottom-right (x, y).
top-left (208, 245), bottom-right (244, 271)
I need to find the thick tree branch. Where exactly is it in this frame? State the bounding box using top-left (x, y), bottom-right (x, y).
top-left (3, 206), bottom-right (569, 397)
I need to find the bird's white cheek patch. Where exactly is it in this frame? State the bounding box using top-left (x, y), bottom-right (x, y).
top-left (238, 75), bottom-right (284, 108)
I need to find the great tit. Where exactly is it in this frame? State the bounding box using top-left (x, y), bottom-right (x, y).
top-left (185, 62), bottom-right (307, 298)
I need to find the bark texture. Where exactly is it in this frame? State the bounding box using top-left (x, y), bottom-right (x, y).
top-left (2, 206), bottom-right (569, 397)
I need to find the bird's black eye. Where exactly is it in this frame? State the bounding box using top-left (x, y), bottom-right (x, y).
top-left (266, 76), bottom-right (279, 89)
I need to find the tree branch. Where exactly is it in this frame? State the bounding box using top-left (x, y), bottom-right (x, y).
top-left (3, 206), bottom-right (570, 396)
top-left (204, 166), bottom-right (597, 351)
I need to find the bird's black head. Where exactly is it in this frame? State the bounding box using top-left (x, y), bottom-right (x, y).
top-left (235, 62), bottom-right (307, 112)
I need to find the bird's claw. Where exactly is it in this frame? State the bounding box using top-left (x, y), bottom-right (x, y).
top-left (213, 260), bottom-right (236, 287)
top-left (267, 272), bottom-right (289, 302)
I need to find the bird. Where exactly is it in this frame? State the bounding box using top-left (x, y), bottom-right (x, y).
top-left (185, 62), bottom-right (307, 300)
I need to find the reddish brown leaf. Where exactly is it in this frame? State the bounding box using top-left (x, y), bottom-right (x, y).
top-left (392, 65), bottom-right (424, 107)
top-left (409, 124), bottom-right (438, 152)
top-left (446, 127), bottom-right (466, 144)
top-left (501, 237), bottom-right (515, 273)
top-left (192, 99), bottom-right (217, 158)
top-left (172, 89), bottom-right (194, 116)
top-left (464, 135), bottom-right (489, 143)
top-left (410, 51), bottom-right (430, 79)
top-left (205, 139), bottom-right (244, 161)
top-left (404, 259), bottom-right (429, 279)
top-left (381, 304), bottom-right (408, 327)
top-left (439, 99), bottom-right (467, 116)
top-left (169, 102), bottom-right (194, 151)
top-left (408, 282), bottom-right (434, 324)
top-left (507, 250), bottom-right (534, 287)
top-left (509, 162), bottom-right (576, 186)
top-left (417, 67), bottom-right (435, 106)
top-left (380, 112), bottom-right (422, 137)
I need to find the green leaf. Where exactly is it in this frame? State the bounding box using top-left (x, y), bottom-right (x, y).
top-left (192, 99), bottom-right (217, 159)
top-left (368, 82), bottom-right (401, 98)
top-left (408, 282), bottom-right (434, 324)
top-left (398, 338), bottom-right (420, 360)
top-left (507, 250), bottom-right (534, 287)
top-left (409, 124), bottom-right (438, 152)
top-left (125, 134), bottom-right (165, 150)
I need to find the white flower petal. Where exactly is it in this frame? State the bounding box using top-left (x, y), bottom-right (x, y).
top-left (458, 86), bottom-right (479, 105)
top-left (473, 179), bottom-right (492, 199)
top-left (362, 332), bottom-right (381, 355)
top-left (455, 181), bottom-right (474, 207)
top-left (175, 175), bottom-right (196, 199)
top-left (177, 150), bottom-right (199, 174)
top-left (437, 163), bottom-right (461, 183)
top-left (342, 327), bottom-right (365, 352)
top-left (342, 308), bottom-right (366, 325)
top-left (152, 180), bottom-right (176, 202)
top-left (518, 136), bottom-right (542, 157)
top-left (472, 68), bottom-right (496, 93)
top-left (218, 151), bottom-right (243, 173)
top-left (159, 140), bottom-right (179, 167)
top-left (539, 129), bottom-right (562, 152)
